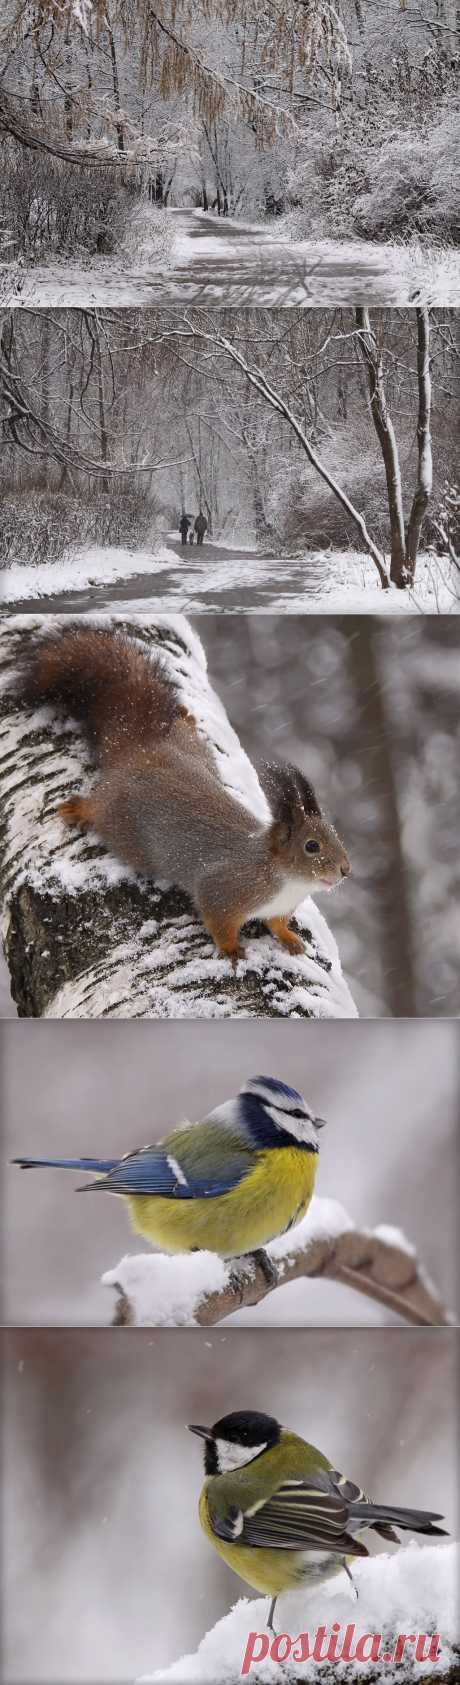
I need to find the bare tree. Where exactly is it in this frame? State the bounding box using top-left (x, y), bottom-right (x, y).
top-left (356, 307), bottom-right (433, 586)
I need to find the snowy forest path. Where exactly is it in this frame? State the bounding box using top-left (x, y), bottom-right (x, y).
top-left (5, 210), bottom-right (460, 307)
top-left (3, 541), bottom-right (331, 613)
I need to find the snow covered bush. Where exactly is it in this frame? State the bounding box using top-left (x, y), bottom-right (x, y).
top-left (0, 489), bottom-right (157, 566)
top-left (1, 141), bottom-right (138, 259)
top-left (354, 103), bottom-right (460, 241)
top-left (285, 97), bottom-right (460, 245)
top-left (120, 203), bottom-right (175, 269)
top-left (266, 432), bottom-right (390, 556)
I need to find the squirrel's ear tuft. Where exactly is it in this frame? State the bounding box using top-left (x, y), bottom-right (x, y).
top-left (259, 761), bottom-right (321, 826)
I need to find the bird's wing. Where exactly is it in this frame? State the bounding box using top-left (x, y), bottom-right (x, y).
top-left (86, 1122), bottom-right (253, 1200)
top-left (209, 1481), bottom-right (369, 1557)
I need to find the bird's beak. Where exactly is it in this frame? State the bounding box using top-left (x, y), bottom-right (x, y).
top-left (314, 1116), bottom-right (327, 1130)
top-left (188, 1423), bottom-right (213, 1440)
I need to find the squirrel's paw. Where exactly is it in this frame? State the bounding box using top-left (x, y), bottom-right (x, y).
top-left (228, 943), bottom-right (246, 970)
top-left (268, 918), bottom-right (305, 956)
top-left (217, 941), bottom-right (246, 969)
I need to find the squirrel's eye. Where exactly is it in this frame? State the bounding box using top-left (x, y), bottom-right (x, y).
top-left (304, 839), bottom-right (320, 854)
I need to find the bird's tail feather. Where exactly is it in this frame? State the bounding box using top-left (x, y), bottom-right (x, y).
top-left (12, 1156), bottom-right (119, 1173)
top-left (352, 1502), bottom-right (448, 1537)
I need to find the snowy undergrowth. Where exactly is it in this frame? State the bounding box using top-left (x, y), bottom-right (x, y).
top-left (120, 204), bottom-right (175, 269)
top-left (144, 1543), bottom-right (458, 1683)
top-left (102, 1196), bottom-right (357, 1326)
top-left (2, 549), bottom-right (457, 615)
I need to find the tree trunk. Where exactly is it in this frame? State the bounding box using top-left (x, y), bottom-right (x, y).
top-left (346, 623), bottom-right (417, 1018)
top-left (105, 5), bottom-right (126, 153)
top-left (355, 308), bottom-right (407, 586)
top-left (405, 308), bottom-right (433, 581)
top-left (0, 616), bottom-right (357, 1022)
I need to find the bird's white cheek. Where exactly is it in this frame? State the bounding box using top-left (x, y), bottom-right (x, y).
top-left (215, 1439), bottom-right (267, 1473)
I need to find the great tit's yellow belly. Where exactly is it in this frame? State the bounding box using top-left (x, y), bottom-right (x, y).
top-left (199, 1492), bottom-right (341, 1596)
top-left (127, 1146), bottom-right (316, 1257)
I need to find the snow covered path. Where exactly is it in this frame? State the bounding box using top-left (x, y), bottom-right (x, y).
top-left (3, 541), bottom-right (457, 615)
top-left (4, 210), bottom-right (460, 307)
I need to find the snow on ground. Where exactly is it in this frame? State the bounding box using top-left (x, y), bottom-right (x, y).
top-left (145, 1543), bottom-right (458, 1683)
top-left (3, 210), bottom-right (460, 308)
top-left (2, 544), bottom-right (458, 615)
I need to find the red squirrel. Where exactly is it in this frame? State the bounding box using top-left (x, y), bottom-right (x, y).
top-left (19, 626), bottom-right (350, 964)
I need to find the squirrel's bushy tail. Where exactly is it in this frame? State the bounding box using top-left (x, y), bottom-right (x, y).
top-left (18, 626), bottom-right (182, 765)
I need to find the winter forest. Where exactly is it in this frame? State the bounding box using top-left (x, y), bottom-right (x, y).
top-left (1, 4), bottom-right (459, 1683)
top-left (1, 0), bottom-right (459, 304)
top-left (1, 306), bottom-right (459, 610)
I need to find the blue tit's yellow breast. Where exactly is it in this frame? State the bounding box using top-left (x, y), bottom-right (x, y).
top-left (127, 1145), bottom-right (317, 1257)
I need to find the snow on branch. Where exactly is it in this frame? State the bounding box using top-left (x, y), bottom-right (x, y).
top-left (0, 93), bottom-right (189, 168)
top-left (104, 1197), bottom-right (452, 1328)
top-left (0, 614), bottom-right (356, 1020)
top-left (144, 1542), bottom-right (459, 1684)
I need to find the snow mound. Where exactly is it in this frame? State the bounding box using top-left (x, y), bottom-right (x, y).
top-left (144, 1543), bottom-right (458, 1683)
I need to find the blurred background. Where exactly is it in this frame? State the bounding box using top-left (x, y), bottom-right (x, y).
top-left (3, 1326), bottom-right (457, 1682)
top-left (3, 1018), bottom-right (458, 1327)
top-left (202, 616), bottom-right (460, 1018)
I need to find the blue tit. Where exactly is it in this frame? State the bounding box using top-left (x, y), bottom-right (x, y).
top-left (189, 1410), bottom-right (448, 1633)
top-left (12, 1075), bottom-right (324, 1266)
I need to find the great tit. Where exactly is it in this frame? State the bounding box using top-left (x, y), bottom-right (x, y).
top-left (189, 1409), bottom-right (448, 1633)
top-left (12, 1074), bottom-right (323, 1266)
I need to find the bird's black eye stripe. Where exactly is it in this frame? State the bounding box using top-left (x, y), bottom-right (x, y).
top-left (277, 1107), bottom-right (309, 1121)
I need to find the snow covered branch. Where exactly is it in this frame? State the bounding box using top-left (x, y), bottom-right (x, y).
top-left (104, 1198), bottom-right (452, 1328)
top-left (0, 614), bottom-right (356, 1020)
top-left (145, 1543), bottom-right (458, 1684)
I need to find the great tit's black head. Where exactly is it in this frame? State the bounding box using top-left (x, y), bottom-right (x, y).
top-left (188, 1410), bottom-right (281, 1476)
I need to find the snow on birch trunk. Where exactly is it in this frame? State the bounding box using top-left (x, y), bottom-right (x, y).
top-left (0, 613), bottom-right (357, 1020)
top-left (406, 309), bottom-right (433, 580)
top-left (355, 307), bottom-right (407, 587)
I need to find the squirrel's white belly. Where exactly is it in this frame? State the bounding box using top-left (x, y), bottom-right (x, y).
top-left (254, 877), bottom-right (310, 920)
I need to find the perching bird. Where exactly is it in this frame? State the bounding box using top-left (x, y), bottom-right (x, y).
top-left (12, 1075), bottom-right (323, 1265)
top-left (189, 1410), bottom-right (448, 1632)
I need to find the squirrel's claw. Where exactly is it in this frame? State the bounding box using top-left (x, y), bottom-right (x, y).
top-left (229, 944), bottom-right (246, 970)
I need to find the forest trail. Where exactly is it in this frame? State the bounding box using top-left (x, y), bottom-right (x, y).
top-left (5, 210), bottom-right (460, 308)
top-left (2, 539), bottom-right (332, 613)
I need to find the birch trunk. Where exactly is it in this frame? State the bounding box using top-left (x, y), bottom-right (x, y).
top-left (405, 308), bottom-right (433, 580)
top-left (355, 308), bottom-right (407, 586)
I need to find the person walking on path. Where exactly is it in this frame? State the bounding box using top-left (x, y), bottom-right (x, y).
top-left (194, 511), bottom-right (208, 546)
top-left (179, 513), bottom-right (191, 546)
